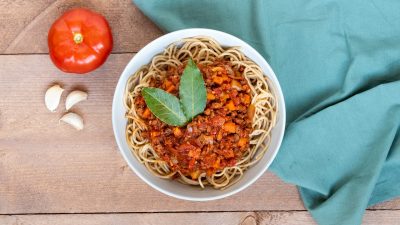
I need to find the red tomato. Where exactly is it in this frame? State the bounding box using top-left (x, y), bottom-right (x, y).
top-left (48, 8), bottom-right (113, 74)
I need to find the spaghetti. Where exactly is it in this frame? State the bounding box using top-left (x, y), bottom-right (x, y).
top-left (124, 37), bottom-right (277, 189)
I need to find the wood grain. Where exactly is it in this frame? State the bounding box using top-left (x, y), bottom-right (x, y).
top-left (0, 0), bottom-right (162, 54)
top-left (1, 210), bottom-right (400, 225)
top-left (1, 212), bottom-right (316, 225)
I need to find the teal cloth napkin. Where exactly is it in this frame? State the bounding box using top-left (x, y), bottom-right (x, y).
top-left (133, 0), bottom-right (400, 224)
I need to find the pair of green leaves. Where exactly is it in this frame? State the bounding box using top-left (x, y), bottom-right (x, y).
top-left (141, 59), bottom-right (207, 126)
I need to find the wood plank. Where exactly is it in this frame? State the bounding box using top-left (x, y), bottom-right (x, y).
top-left (1, 210), bottom-right (400, 225)
top-left (0, 0), bottom-right (162, 54)
top-left (0, 212), bottom-right (315, 225)
top-left (0, 54), bottom-right (399, 214)
top-left (370, 198), bottom-right (400, 210)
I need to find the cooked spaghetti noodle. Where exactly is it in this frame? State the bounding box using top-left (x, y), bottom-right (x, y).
top-left (124, 37), bottom-right (277, 189)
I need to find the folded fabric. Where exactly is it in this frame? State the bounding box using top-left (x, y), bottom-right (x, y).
top-left (133, 0), bottom-right (400, 224)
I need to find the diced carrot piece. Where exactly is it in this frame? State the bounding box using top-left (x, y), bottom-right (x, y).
top-left (231, 80), bottom-right (242, 90)
top-left (238, 138), bottom-right (248, 147)
top-left (173, 127), bottom-right (183, 137)
top-left (226, 100), bottom-right (236, 111)
top-left (190, 170), bottom-right (201, 179)
top-left (166, 84), bottom-right (176, 93)
top-left (217, 131), bottom-right (223, 141)
top-left (248, 104), bottom-right (255, 120)
top-left (150, 131), bottom-right (160, 138)
top-left (211, 67), bottom-right (224, 72)
top-left (188, 148), bottom-right (201, 158)
top-left (243, 94), bottom-right (251, 104)
top-left (213, 158), bottom-right (221, 169)
top-left (142, 108), bottom-right (151, 118)
top-left (223, 122), bottom-right (236, 133)
top-left (164, 79), bottom-right (173, 89)
top-left (213, 76), bottom-right (224, 85)
top-left (207, 93), bottom-right (216, 100)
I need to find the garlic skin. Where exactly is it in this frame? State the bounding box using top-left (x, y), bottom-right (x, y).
top-left (65, 90), bottom-right (88, 110)
top-left (45, 84), bottom-right (64, 112)
top-left (59, 112), bottom-right (84, 130)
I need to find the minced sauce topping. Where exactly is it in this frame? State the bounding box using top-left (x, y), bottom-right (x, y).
top-left (135, 60), bottom-right (254, 179)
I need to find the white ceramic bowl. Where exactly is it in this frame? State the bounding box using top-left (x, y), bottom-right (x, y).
top-left (112, 28), bottom-right (286, 201)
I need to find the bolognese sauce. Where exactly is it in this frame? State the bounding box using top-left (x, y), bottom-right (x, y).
top-left (135, 60), bottom-right (254, 179)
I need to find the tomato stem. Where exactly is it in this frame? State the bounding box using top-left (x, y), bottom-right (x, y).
top-left (73, 33), bottom-right (84, 44)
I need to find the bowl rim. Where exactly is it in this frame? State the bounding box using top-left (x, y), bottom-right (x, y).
top-left (112, 28), bottom-right (286, 201)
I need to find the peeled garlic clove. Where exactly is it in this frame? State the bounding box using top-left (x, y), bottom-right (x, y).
top-left (65, 90), bottom-right (88, 110)
top-left (59, 113), bottom-right (84, 130)
top-left (45, 84), bottom-right (64, 112)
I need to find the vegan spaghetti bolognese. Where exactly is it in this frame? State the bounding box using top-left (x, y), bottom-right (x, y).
top-left (124, 37), bottom-right (277, 189)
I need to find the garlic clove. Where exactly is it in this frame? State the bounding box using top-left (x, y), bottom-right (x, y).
top-left (45, 84), bottom-right (64, 112)
top-left (65, 90), bottom-right (88, 110)
top-left (59, 112), bottom-right (84, 130)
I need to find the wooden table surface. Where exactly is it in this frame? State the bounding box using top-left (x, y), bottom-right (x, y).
top-left (0, 1), bottom-right (399, 224)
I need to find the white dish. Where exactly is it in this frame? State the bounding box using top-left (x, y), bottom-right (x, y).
top-left (112, 28), bottom-right (286, 201)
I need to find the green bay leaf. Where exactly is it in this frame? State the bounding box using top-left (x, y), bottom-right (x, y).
top-left (179, 59), bottom-right (207, 120)
top-left (141, 87), bottom-right (187, 126)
